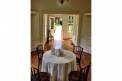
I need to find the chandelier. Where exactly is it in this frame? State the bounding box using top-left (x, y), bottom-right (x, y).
top-left (57, 0), bottom-right (69, 6)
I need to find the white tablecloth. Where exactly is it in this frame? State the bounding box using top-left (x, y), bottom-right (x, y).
top-left (41, 49), bottom-right (77, 81)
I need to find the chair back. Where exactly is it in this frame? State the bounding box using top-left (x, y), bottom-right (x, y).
top-left (80, 64), bottom-right (91, 81)
top-left (31, 67), bottom-right (39, 81)
top-left (39, 72), bottom-right (50, 81)
top-left (73, 46), bottom-right (83, 54)
top-left (73, 46), bottom-right (83, 66)
top-left (36, 44), bottom-right (44, 57)
top-left (36, 44), bottom-right (44, 70)
top-left (69, 71), bottom-right (81, 81)
top-left (31, 67), bottom-right (50, 81)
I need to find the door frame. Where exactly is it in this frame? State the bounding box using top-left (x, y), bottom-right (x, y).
top-left (42, 10), bottom-right (80, 45)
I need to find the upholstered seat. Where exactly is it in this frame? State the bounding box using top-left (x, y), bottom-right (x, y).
top-left (68, 63), bottom-right (90, 81)
top-left (31, 67), bottom-right (50, 81)
top-left (80, 63), bottom-right (91, 81)
top-left (69, 71), bottom-right (81, 81)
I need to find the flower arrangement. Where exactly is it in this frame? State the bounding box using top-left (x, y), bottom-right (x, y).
top-left (51, 48), bottom-right (64, 57)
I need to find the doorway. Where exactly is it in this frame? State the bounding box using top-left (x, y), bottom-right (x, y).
top-left (43, 14), bottom-right (79, 49)
top-left (49, 16), bottom-right (63, 41)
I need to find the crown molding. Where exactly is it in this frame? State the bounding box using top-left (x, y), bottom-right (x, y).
top-left (84, 13), bottom-right (91, 16)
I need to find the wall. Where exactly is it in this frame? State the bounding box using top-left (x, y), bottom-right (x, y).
top-left (31, 13), bottom-right (41, 51)
top-left (31, 0), bottom-right (91, 53)
top-left (80, 14), bottom-right (91, 53)
top-left (31, 0), bottom-right (90, 12)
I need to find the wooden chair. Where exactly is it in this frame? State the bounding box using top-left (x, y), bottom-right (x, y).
top-left (80, 63), bottom-right (91, 81)
top-left (31, 67), bottom-right (50, 81)
top-left (31, 67), bottom-right (40, 81)
top-left (47, 29), bottom-right (54, 42)
top-left (36, 44), bottom-right (44, 71)
top-left (68, 63), bottom-right (91, 81)
top-left (49, 32), bottom-right (54, 41)
top-left (73, 46), bottom-right (83, 54)
top-left (73, 45), bottom-right (83, 71)
top-left (69, 71), bottom-right (81, 81)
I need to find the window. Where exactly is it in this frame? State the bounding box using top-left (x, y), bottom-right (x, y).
top-left (68, 16), bottom-right (73, 32)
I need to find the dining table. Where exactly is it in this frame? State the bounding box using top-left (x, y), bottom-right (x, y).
top-left (41, 49), bottom-right (77, 81)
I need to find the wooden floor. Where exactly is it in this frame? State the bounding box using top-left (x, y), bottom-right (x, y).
top-left (31, 39), bottom-right (91, 81)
